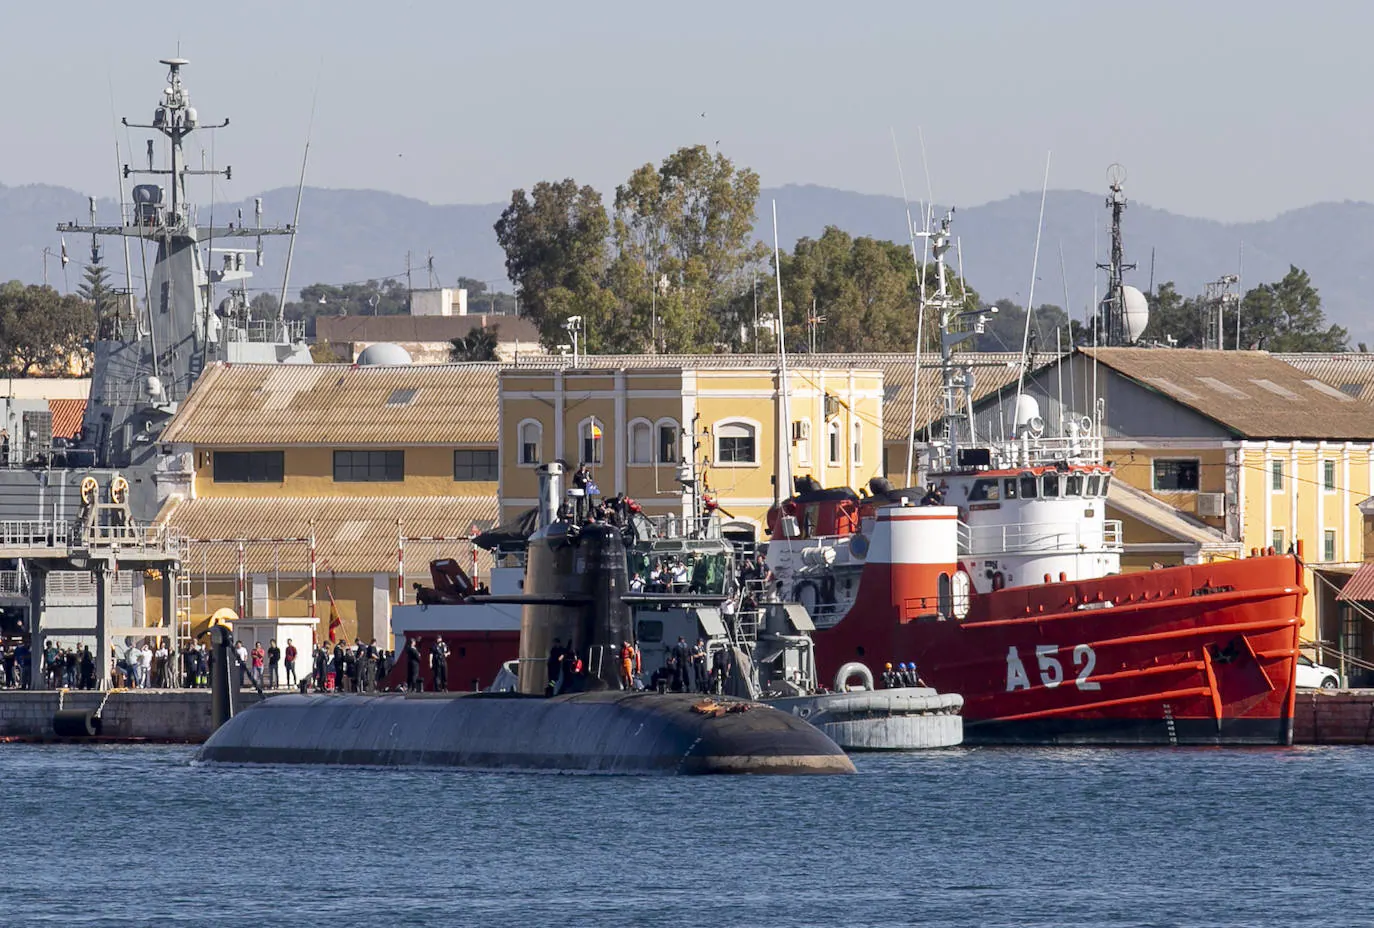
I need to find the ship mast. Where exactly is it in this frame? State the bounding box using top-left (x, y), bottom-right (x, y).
top-left (920, 211), bottom-right (984, 472)
top-left (1096, 164), bottom-right (1136, 347)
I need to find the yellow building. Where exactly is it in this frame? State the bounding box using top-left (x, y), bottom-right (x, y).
top-left (152, 361), bottom-right (501, 644)
top-left (973, 347), bottom-right (1374, 652)
top-left (497, 359), bottom-right (886, 539)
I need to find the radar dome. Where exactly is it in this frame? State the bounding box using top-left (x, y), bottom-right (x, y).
top-left (356, 343), bottom-right (413, 366)
top-left (1122, 285), bottom-right (1149, 342)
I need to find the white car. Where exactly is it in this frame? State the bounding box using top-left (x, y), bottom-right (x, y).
top-left (1295, 654), bottom-right (1340, 690)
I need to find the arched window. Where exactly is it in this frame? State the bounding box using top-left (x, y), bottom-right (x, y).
top-left (517, 419), bottom-right (542, 466)
top-left (715, 419), bottom-right (758, 465)
top-left (852, 420), bottom-right (863, 465)
top-left (628, 419), bottom-right (652, 465)
top-left (827, 419), bottom-right (842, 466)
top-left (655, 419), bottom-right (680, 465)
top-left (578, 417), bottom-right (604, 465)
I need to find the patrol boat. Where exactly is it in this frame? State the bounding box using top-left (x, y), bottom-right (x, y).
top-left (762, 208), bottom-right (1304, 745)
top-left (198, 464), bottom-right (854, 774)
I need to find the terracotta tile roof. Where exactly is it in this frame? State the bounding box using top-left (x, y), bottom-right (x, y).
top-left (1275, 353), bottom-right (1374, 404)
top-left (47, 398), bottom-right (86, 439)
top-left (1337, 561), bottom-right (1374, 601)
top-left (157, 495), bottom-right (497, 574)
top-left (1084, 348), bottom-right (1374, 440)
top-left (316, 314), bottom-right (541, 345)
top-left (161, 362), bottom-right (500, 447)
top-left (506, 350), bottom-right (1028, 439)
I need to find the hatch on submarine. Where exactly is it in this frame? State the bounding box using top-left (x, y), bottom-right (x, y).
top-left (198, 464), bottom-right (854, 775)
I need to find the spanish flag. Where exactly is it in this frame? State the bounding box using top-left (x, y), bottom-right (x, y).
top-left (327, 589), bottom-right (343, 642)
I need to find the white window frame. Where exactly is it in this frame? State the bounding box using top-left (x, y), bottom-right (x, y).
top-left (516, 418), bottom-right (543, 467)
top-left (793, 419), bottom-right (811, 467)
top-left (1323, 459), bottom-right (1337, 493)
top-left (1323, 528), bottom-right (1337, 562)
top-left (1151, 457), bottom-right (1201, 493)
top-left (714, 417), bottom-right (760, 467)
top-left (827, 419), bottom-right (842, 467)
top-left (1270, 460), bottom-right (1284, 492)
top-left (627, 418), bottom-right (653, 466)
top-left (852, 420), bottom-right (863, 466)
top-left (654, 418), bottom-right (681, 466)
top-left (578, 416), bottom-right (605, 466)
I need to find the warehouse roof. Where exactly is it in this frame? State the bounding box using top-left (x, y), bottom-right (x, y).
top-left (161, 362), bottom-right (500, 446)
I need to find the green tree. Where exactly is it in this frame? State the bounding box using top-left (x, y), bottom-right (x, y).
top-left (1236, 266), bottom-right (1347, 351)
top-left (612, 146), bottom-right (769, 352)
top-left (250, 291), bottom-right (281, 319)
top-left (494, 180), bottom-right (610, 347)
top-left (449, 324), bottom-right (501, 362)
top-left (1137, 281), bottom-right (1203, 347)
top-left (0, 281), bottom-right (96, 375)
top-left (77, 261), bottom-right (121, 340)
top-left (971, 299), bottom-right (1071, 355)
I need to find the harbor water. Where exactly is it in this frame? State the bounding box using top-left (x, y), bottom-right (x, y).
top-left (1, 744), bottom-right (1369, 927)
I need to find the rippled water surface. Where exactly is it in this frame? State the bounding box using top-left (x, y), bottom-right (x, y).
top-left (0, 744), bottom-right (1369, 927)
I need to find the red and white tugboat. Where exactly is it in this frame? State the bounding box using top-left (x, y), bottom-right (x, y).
top-left (766, 212), bottom-right (1304, 745)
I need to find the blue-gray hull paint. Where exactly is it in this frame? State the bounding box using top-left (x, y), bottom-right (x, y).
top-left (198, 691), bottom-right (855, 775)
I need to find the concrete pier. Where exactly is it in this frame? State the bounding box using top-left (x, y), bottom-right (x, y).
top-left (0, 691), bottom-right (264, 742)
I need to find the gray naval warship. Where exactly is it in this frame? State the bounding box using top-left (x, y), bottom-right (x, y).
top-left (0, 57), bottom-right (309, 678)
top-left (199, 465), bottom-right (855, 774)
top-left (6, 55), bottom-right (309, 525)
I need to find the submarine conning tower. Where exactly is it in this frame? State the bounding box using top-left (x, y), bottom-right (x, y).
top-left (517, 463), bottom-right (635, 695)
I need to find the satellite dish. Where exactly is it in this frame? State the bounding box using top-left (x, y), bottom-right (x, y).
top-left (1122, 285), bottom-right (1149, 342)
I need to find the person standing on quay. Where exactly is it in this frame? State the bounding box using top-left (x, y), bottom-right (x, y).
top-left (405, 637), bottom-right (422, 692)
top-left (267, 640), bottom-right (281, 689)
top-left (284, 639), bottom-right (297, 688)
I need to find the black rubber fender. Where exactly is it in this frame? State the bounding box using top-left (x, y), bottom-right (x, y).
top-left (52, 708), bottom-right (103, 737)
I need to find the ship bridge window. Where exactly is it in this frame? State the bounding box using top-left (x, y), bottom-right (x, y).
top-left (1042, 473), bottom-right (1060, 498)
top-left (968, 479), bottom-right (1001, 502)
top-left (1065, 474), bottom-right (1084, 497)
top-left (1019, 475), bottom-right (1038, 499)
top-left (1101, 475), bottom-right (1111, 497)
top-left (1002, 478), bottom-right (1019, 500)
top-left (1086, 474), bottom-right (1101, 497)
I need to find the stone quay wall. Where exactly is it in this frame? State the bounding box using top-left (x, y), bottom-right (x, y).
top-left (0, 691), bottom-right (265, 742)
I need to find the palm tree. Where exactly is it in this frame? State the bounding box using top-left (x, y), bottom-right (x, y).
top-left (449, 324), bottom-right (500, 362)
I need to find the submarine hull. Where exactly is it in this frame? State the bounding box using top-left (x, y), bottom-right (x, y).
top-left (197, 691), bottom-right (855, 775)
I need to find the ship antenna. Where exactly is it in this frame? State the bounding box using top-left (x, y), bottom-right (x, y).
top-left (1096, 163), bottom-right (1136, 346)
top-left (278, 72), bottom-right (319, 324)
top-left (1013, 151), bottom-right (1052, 412)
top-left (890, 127), bottom-right (925, 487)
top-left (771, 200), bottom-right (792, 507)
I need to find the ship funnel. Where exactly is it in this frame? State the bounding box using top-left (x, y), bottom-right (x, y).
top-left (536, 462), bottom-right (565, 530)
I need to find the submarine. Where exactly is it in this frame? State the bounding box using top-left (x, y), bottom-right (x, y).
top-left (198, 464), bottom-right (853, 775)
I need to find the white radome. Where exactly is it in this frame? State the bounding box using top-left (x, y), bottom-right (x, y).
top-left (1122, 285), bottom-right (1150, 342)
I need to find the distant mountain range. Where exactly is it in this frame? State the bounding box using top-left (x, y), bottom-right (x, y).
top-left (4, 180), bottom-right (1372, 344)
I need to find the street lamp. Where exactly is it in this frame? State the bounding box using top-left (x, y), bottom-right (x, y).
top-left (564, 315), bottom-right (583, 366)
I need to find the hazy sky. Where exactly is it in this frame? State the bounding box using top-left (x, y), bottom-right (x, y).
top-left (3, 0), bottom-right (1371, 222)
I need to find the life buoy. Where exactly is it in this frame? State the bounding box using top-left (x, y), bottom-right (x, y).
top-left (991, 571), bottom-right (1005, 591)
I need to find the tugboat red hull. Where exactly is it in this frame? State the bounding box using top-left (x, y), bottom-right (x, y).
top-left (814, 555), bottom-right (1304, 745)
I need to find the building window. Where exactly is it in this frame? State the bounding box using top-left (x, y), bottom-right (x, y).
top-left (828, 420), bottom-right (842, 466)
top-left (1271, 529), bottom-right (1285, 553)
top-left (1271, 460), bottom-right (1284, 491)
top-left (1324, 529), bottom-right (1337, 562)
top-left (454, 449), bottom-right (497, 481)
top-left (579, 418), bottom-right (604, 466)
top-left (657, 421), bottom-right (679, 465)
top-left (628, 420), bottom-right (652, 465)
top-left (852, 421), bottom-right (862, 465)
top-left (1152, 458), bottom-right (1199, 491)
top-left (213, 451), bottom-right (284, 483)
top-left (518, 420), bottom-right (541, 466)
top-left (793, 420), bottom-right (811, 466)
top-left (1323, 460), bottom-right (1336, 492)
top-left (333, 450), bottom-right (403, 482)
top-left (716, 420), bottom-right (757, 465)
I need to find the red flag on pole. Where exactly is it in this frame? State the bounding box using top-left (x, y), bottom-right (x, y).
top-left (327, 588), bottom-right (342, 642)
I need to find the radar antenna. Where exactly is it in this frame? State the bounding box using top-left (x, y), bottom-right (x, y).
top-left (1096, 164), bottom-right (1138, 346)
